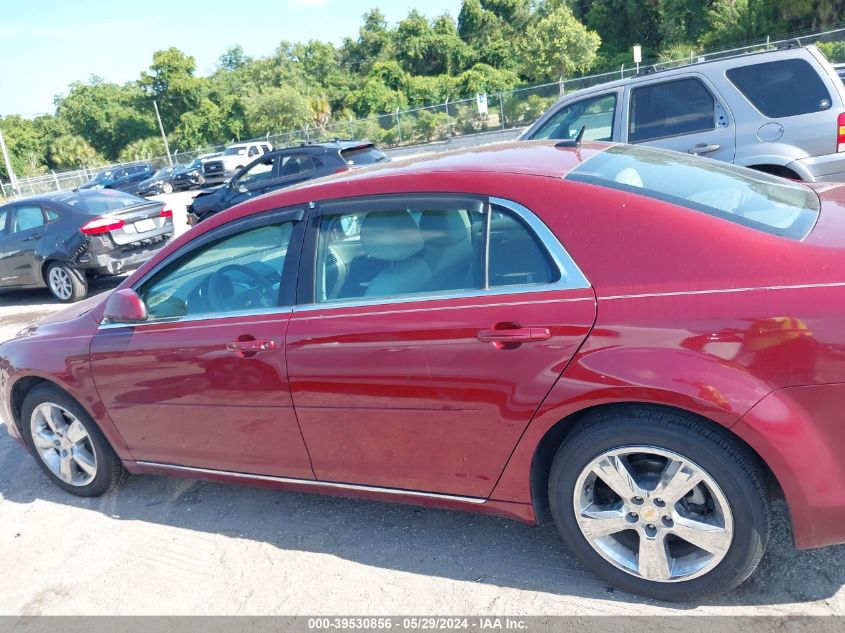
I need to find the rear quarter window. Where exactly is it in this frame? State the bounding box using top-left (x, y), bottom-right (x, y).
top-left (726, 58), bottom-right (832, 118)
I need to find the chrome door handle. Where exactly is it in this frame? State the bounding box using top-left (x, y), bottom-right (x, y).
top-left (226, 339), bottom-right (276, 355)
top-left (477, 327), bottom-right (551, 344)
top-left (688, 143), bottom-right (720, 155)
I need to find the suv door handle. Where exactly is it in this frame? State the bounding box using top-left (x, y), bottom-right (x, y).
top-left (24, 234), bottom-right (43, 242)
top-left (477, 327), bottom-right (551, 344)
top-left (226, 339), bottom-right (276, 355)
top-left (688, 143), bottom-right (720, 155)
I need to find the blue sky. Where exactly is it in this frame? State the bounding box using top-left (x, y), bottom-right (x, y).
top-left (0, 0), bottom-right (462, 117)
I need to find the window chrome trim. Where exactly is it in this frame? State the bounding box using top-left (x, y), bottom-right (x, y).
top-left (98, 306), bottom-right (293, 330)
top-left (297, 196), bottom-right (590, 313)
top-left (136, 461), bottom-right (487, 504)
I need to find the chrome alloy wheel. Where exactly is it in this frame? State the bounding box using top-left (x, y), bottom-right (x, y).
top-left (48, 267), bottom-right (73, 301)
top-left (29, 403), bottom-right (98, 486)
top-left (573, 446), bottom-right (733, 583)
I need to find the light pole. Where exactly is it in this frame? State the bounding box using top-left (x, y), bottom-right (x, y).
top-left (153, 100), bottom-right (174, 166)
top-left (0, 124), bottom-right (20, 198)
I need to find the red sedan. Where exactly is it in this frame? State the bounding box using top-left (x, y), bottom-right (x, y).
top-left (2, 141), bottom-right (844, 601)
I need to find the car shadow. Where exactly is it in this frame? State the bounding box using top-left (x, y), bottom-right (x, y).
top-left (0, 429), bottom-right (842, 610)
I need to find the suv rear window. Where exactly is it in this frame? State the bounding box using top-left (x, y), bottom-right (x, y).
top-left (567, 145), bottom-right (820, 240)
top-left (55, 191), bottom-right (146, 214)
top-left (726, 59), bottom-right (832, 118)
top-left (341, 146), bottom-right (388, 166)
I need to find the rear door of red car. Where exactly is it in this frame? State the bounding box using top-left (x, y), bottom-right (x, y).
top-left (89, 207), bottom-right (314, 479)
top-left (285, 194), bottom-right (596, 498)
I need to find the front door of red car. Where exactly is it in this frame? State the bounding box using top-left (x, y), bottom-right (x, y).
top-left (89, 208), bottom-right (314, 479)
top-left (285, 195), bottom-right (596, 497)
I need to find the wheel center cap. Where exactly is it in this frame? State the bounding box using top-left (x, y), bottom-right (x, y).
top-left (642, 506), bottom-right (659, 523)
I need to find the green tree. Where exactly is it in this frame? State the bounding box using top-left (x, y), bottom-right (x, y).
top-left (139, 47), bottom-right (202, 131)
top-left (54, 78), bottom-right (155, 160)
top-left (518, 6), bottom-right (601, 81)
top-left (395, 11), bottom-right (472, 76)
top-left (50, 134), bottom-right (102, 168)
top-left (243, 87), bottom-right (313, 137)
top-left (118, 137), bottom-right (167, 163)
top-left (700, 0), bottom-right (779, 48)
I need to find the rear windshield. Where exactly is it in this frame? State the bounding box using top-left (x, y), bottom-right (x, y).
top-left (341, 146), bottom-right (389, 166)
top-left (567, 145), bottom-right (820, 240)
top-left (55, 190), bottom-right (147, 215)
top-left (726, 59), bottom-right (832, 118)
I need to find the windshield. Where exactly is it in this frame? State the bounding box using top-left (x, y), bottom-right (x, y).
top-left (567, 145), bottom-right (820, 240)
top-left (223, 147), bottom-right (247, 156)
top-left (55, 190), bottom-right (147, 215)
top-left (152, 167), bottom-right (172, 179)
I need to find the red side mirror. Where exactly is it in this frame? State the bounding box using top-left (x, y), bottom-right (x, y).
top-left (102, 289), bottom-right (148, 324)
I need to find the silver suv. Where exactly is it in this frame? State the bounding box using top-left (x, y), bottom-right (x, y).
top-left (521, 45), bottom-right (845, 182)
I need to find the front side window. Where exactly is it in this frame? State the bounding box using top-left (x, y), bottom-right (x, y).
top-left (0, 210), bottom-right (8, 234)
top-left (248, 146), bottom-right (259, 157)
top-left (531, 93), bottom-right (617, 142)
top-left (238, 157), bottom-right (275, 187)
top-left (629, 78), bottom-right (715, 143)
top-left (726, 59), bottom-right (832, 118)
top-left (11, 206), bottom-right (45, 233)
top-left (567, 145), bottom-right (820, 239)
top-left (139, 221), bottom-right (295, 320)
top-left (314, 197), bottom-right (568, 304)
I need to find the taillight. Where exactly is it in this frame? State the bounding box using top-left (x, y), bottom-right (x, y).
top-left (838, 113), bottom-right (845, 152)
top-left (160, 208), bottom-right (173, 218)
top-left (80, 217), bottom-right (124, 235)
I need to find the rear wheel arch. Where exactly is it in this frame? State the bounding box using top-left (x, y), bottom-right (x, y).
top-left (529, 402), bottom-right (783, 524)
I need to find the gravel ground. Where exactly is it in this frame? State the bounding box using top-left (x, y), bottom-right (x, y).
top-left (0, 191), bottom-right (843, 616)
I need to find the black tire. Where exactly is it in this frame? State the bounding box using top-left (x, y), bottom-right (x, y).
top-left (548, 406), bottom-right (770, 601)
top-left (44, 262), bottom-right (88, 303)
top-left (21, 384), bottom-right (125, 497)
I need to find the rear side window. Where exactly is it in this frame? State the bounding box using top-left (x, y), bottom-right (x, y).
top-left (531, 93), bottom-right (616, 141)
top-left (55, 191), bottom-right (145, 214)
top-left (567, 145), bottom-right (820, 240)
top-left (11, 206), bottom-right (45, 233)
top-left (488, 206), bottom-right (558, 287)
top-left (0, 209), bottom-right (8, 233)
top-left (726, 59), bottom-right (832, 118)
top-left (629, 78), bottom-right (715, 143)
top-left (341, 146), bottom-right (389, 166)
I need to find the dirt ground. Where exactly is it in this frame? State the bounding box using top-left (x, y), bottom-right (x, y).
top-left (0, 191), bottom-right (843, 616)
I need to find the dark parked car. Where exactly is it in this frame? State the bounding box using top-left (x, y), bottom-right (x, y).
top-left (4, 142), bottom-right (845, 601)
top-left (78, 164), bottom-right (152, 193)
top-left (187, 141), bottom-right (388, 224)
top-left (171, 158), bottom-right (207, 191)
top-left (0, 189), bottom-right (173, 302)
top-left (137, 165), bottom-right (180, 197)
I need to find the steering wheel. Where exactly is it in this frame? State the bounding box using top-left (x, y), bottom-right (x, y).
top-left (208, 264), bottom-right (275, 312)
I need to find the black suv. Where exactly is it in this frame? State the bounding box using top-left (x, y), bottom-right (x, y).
top-left (187, 141), bottom-right (388, 224)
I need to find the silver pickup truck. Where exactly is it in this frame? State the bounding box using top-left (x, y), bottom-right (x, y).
top-left (202, 142), bottom-right (273, 185)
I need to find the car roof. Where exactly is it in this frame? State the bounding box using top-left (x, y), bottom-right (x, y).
top-left (324, 140), bottom-right (608, 181)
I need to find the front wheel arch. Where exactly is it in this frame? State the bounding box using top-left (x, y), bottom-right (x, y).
top-left (529, 402), bottom-right (782, 524)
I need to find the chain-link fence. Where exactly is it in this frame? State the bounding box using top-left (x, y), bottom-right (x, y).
top-left (4, 24), bottom-right (845, 202)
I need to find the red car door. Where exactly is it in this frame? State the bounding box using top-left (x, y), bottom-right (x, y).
top-left (286, 195), bottom-right (596, 497)
top-left (90, 208), bottom-right (314, 479)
